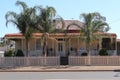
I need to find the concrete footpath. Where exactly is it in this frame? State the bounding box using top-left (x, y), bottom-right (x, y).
top-left (1, 66), bottom-right (120, 72)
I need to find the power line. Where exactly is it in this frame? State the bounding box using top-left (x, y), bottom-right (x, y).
top-left (108, 18), bottom-right (120, 25)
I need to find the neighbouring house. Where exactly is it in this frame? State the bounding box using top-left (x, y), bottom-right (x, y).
top-left (0, 47), bottom-right (6, 57)
top-left (0, 37), bottom-right (15, 57)
top-left (117, 39), bottom-right (120, 55)
top-left (5, 20), bottom-right (117, 56)
top-left (0, 37), bottom-right (6, 57)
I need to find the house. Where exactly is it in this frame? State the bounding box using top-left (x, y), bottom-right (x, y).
top-left (0, 37), bottom-right (6, 57)
top-left (117, 39), bottom-right (120, 55)
top-left (0, 47), bottom-right (6, 57)
top-left (5, 20), bottom-right (117, 56)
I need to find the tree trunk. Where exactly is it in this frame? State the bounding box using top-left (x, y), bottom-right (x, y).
top-left (86, 43), bottom-right (91, 65)
top-left (43, 39), bottom-right (47, 56)
top-left (26, 39), bottom-right (29, 57)
top-left (43, 33), bottom-right (48, 65)
top-left (25, 39), bottom-right (29, 66)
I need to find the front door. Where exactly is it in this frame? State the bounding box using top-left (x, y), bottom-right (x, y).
top-left (57, 41), bottom-right (66, 57)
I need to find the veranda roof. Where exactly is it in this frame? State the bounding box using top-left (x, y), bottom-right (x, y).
top-left (5, 32), bottom-right (116, 39)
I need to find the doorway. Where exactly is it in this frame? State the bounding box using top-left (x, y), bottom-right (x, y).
top-left (57, 41), bottom-right (66, 57)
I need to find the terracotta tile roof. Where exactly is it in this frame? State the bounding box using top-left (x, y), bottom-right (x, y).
top-left (5, 33), bottom-right (23, 37)
top-left (117, 39), bottom-right (120, 42)
top-left (5, 33), bottom-right (43, 38)
top-left (5, 32), bottom-right (116, 39)
top-left (95, 32), bottom-right (117, 37)
top-left (5, 20), bottom-right (116, 39)
top-left (56, 20), bottom-right (84, 30)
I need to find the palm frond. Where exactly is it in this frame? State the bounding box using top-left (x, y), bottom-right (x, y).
top-left (16, 1), bottom-right (27, 11)
top-left (6, 20), bottom-right (18, 27)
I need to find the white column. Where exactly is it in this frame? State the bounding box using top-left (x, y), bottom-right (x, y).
top-left (53, 38), bottom-right (54, 56)
top-left (69, 38), bottom-right (71, 55)
top-left (99, 38), bottom-right (102, 50)
top-left (51, 38), bottom-right (54, 56)
top-left (34, 38), bottom-right (36, 56)
top-left (56, 38), bottom-right (58, 56)
top-left (21, 39), bottom-right (23, 51)
top-left (77, 37), bottom-right (79, 55)
top-left (68, 38), bottom-right (70, 55)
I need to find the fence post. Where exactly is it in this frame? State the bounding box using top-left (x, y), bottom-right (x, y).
top-left (107, 56), bottom-right (108, 65)
top-left (26, 57), bottom-right (30, 66)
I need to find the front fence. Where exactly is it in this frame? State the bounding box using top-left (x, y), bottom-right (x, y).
top-left (69, 56), bottom-right (87, 66)
top-left (69, 56), bottom-right (120, 66)
top-left (1, 56), bottom-right (120, 68)
top-left (0, 57), bottom-right (60, 68)
top-left (91, 56), bottom-right (120, 66)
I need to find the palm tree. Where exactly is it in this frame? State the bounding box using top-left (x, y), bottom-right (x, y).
top-left (80, 12), bottom-right (110, 65)
top-left (5, 1), bottom-right (36, 56)
top-left (80, 12), bottom-right (109, 57)
top-left (34, 6), bottom-right (65, 59)
top-left (66, 12), bottom-right (109, 64)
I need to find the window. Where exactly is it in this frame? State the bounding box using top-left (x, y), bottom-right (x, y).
top-left (57, 38), bottom-right (64, 41)
top-left (102, 38), bottom-right (110, 49)
top-left (58, 42), bottom-right (63, 52)
top-left (36, 39), bottom-right (42, 50)
top-left (102, 38), bottom-right (114, 50)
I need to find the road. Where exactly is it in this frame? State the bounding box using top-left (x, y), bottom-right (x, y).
top-left (0, 72), bottom-right (120, 80)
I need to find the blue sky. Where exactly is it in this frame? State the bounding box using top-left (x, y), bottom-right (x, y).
top-left (1, 0), bottom-right (120, 38)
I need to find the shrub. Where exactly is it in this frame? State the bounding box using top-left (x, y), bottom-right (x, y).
top-left (81, 52), bottom-right (88, 56)
top-left (4, 49), bottom-right (14, 57)
top-left (15, 49), bottom-right (24, 57)
top-left (99, 48), bottom-right (109, 56)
